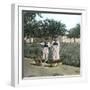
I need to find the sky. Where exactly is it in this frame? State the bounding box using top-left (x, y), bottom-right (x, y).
top-left (35, 13), bottom-right (81, 30)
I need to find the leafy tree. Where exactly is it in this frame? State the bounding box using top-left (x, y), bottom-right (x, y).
top-left (67, 24), bottom-right (80, 42)
top-left (40, 19), bottom-right (66, 38)
top-left (23, 12), bottom-right (67, 39)
top-left (23, 11), bottom-right (42, 37)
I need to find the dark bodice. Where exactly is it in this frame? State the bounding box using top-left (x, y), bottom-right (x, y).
top-left (53, 42), bottom-right (58, 45)
top-left (44, 43), bottom-right (48, 47)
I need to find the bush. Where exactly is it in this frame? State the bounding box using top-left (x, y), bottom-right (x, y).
top-left (24, 43), bottom-right (42, 58)
top-left (60, 43), bottom-right (80, 67)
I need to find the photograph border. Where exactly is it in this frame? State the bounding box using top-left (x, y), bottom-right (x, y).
top-left (11, 4), bottom-right (87, 87)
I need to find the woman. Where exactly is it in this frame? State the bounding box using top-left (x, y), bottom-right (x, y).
top-left (52, 38), bottom-right (60, 62)
top-left (43, 42), bottom-right (49, 62)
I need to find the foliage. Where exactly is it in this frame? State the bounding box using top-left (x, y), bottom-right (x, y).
top-left (24, 43), bottom-right (42, 58)
top-left (67, 24), bottom-right (80, 41)
top-left (23, 11), bottom-right (67, 38)
top-left (60, 43), bottom-right (80, 67)
top-left (42, 19), bottom-right (66, 38)
top-left (23, 11), bottom-right (42, 37)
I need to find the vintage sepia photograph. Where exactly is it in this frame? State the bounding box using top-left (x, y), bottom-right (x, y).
top-left (23, 10), bottom-right (81, 78)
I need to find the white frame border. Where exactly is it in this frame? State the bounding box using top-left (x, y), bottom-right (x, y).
top-left (11, 4), bottom-right (87, 87)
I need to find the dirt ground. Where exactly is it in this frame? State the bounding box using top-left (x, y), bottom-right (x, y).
top-left (23, 58), bottom-right (80, 77)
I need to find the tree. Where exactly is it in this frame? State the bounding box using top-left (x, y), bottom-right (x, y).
top-left (23, 11), bottom-right (42, 38)
top-left (40, 19), bottom-right (66, 38)
top-left (23, 12), bottom-right (67, 39)
top-left (67, 24), bottom-right (80, 42)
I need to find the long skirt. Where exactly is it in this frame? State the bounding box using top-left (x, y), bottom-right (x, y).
top-left (42, 47), bottom-right (49, 61)
top-left (52, 46), bottom-right (60, 61)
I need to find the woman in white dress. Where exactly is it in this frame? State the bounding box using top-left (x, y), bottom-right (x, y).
top-left (52, 39), bottom-right (60, 62)
top-left (42, 42), bottom-right (49, 62)
top-left (40, 41), bottom-right (50, 62)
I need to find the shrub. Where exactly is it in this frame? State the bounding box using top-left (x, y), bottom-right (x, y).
top-left (24, 43), bottom-right (42, 58)
top-left (60, 43), bottom-right (80, 67)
